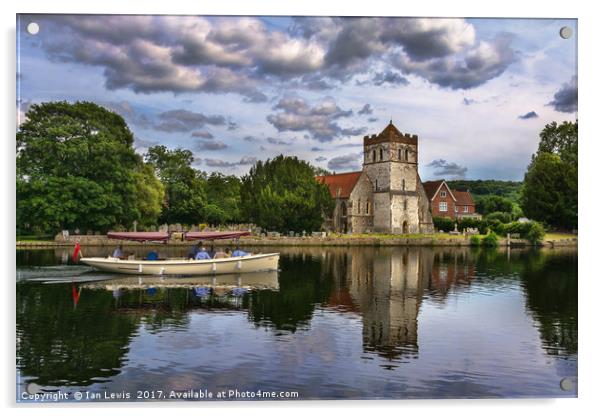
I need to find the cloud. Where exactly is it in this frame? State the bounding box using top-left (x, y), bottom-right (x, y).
top-left (547, 76), bottom-right (577, 113)
top-left (32, 15), bottom-right (517, 98)
top-left (518, 111), bottom-right (538, 120)
top-left (195, 140), bottom-right (228, 151)
top-left (103, 101), bottom-right (153, 128)
top-left (462, 98), bottom-right (476, 106)
top-left (358, 104), bottom-right (373, 115)
top-left (427, 159), bottom-right (468, 179)
top-left (204, 156), bottom-right (257, 168)
top-left (310, 147), bottom-right (324, 152)
top-left (191, 130), bottom-right (214, 139)
top-left (315, 156), bottom-right (327, 162)
top-left (367, 117), bottom-right (379, 123)
top-left (392, 33), bottom-right (516, 89)
top-left (134, 137), bottom-right (159, 150)
top-left (243, 135), bottom-right (260, 142)
top-left (371, 71), bottom-right (409, 86)
top-left (267, 96), bottom-right (365, 142)
top-left (155, 109), bottom-right (226, 132)
top-left (327, 153), bottom-right (362, 171)
top-left (266, 137), bottom-right (294, 145)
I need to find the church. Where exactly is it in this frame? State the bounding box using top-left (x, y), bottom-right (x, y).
top-left (316, 121), bottom-right (435, 234)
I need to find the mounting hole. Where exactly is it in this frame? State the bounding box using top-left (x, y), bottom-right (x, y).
top-left (559, 26), bottom-right (572, 39)
top-left (559, 377), bottom-right (574, 391)
top-left (26, 22), bottom-right (40, 35)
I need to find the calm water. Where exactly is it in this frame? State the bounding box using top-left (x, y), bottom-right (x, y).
top-left (16, 246), bottom-right (577, 401)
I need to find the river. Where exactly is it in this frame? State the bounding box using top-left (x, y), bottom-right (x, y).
top-left (16, 245), bottom-right (577, 401)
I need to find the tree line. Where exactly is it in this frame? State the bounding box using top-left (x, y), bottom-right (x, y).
top-left (16, 101), bottom-right (332, 236)
top-left (16, 101), bottom-right (576, 236)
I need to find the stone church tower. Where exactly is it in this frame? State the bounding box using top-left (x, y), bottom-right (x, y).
top-left (362, 121), bottom-right (434, 234)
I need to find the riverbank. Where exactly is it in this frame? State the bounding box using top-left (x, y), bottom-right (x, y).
top-left (16, 233), bottom-right (577, 248)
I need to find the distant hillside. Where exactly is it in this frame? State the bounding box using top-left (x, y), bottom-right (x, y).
top-left (446, 180), bottom-right (522, 203)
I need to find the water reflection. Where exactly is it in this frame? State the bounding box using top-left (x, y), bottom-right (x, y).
top-left (16, 246), bottom-right (577, 397)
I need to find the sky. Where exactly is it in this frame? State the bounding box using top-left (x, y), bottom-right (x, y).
top-left (16, 15), bottom-right (577, 180)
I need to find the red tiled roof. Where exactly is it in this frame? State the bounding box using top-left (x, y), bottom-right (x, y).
top-left (454, 191), bottom-right (475, 206)
top-left (422, 180), bottom-right (444, 200)
top-left (316, 171), bottom-right (362, 198)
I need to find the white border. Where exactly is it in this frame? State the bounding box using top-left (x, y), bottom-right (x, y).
top-left (2, 1), bottom-right (600, 415)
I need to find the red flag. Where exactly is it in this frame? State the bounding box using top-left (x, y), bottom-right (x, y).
top-left (72, 243), bottom-right (81, 263)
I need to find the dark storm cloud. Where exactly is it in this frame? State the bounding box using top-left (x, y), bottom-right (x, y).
top-left (518, 111), bottom-right (538, 120)
top-left (30, 15), bottom-right (517, 98)
top-left (371, 71), bottom-right (409, 86)
top-left (267, 96), bottom-right (364, 142)
top-left (393, 33), bottom-right (516, 90)
top-left (547, 76), bottom-right (577, 113)
top-left (327, 153), bottom-right (362, 171)
top-left (358, 104), bottom-right (373, 115)
top-left (427, 159), bottom-right (468, 179)
top-left (155, 109), bottom-right (226, 132)
top-left (191, 130), bottom-right (214, 139)
top-left (204, 156), bottom-right (257, 168)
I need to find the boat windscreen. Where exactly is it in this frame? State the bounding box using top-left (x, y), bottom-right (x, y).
top-left (184, 231), bottom-right (251, 241)
top-left (107, 231), bottom-right (170, 242)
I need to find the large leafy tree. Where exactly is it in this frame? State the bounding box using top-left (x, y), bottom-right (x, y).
top-left (204, 172), bottom-right (242, 225)
top-left (521, 121), bottom-right (577, 230)
top-left (240, 155), bottom-right (334, 233)
top-left (145, 145), bottom-right (207, 225)
top-left (16, 101), bottom-right (159, 234)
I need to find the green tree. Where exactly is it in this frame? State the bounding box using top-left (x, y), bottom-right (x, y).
top-left (240, 155), bottom-right (334, 233)
top-left (132, 164), bottom-right (165, 227)
top-left (521, 121), bottom-right (577, 230)
top-left (204, 172), bottom-right (242, 225)
top-left (145, 145), bottom-right (207, 225)
top-left (16, 101), bottom-right (155, 234)
top-left (475, 195), bottom-right (514, 216)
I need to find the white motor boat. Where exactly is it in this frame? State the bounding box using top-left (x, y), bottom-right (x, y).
top-left (78, 231), bottom-right (279, 276)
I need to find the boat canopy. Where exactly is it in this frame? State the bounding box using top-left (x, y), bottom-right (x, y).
top-left (107, 230), bottom-right (250, 242)
top-left (107, 231), bottom-right (170, 242)
top-left (184, 231), bottom-right (250, 241)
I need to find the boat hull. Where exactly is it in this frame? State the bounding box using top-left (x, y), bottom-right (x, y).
top-left (80, 253), bottom-right (279, 276)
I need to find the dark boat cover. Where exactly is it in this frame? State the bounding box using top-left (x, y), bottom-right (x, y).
top-left (107, 231), bottom-right (170, 242)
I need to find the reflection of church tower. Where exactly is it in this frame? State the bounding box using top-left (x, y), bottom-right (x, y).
top-left (347, 247), bottom-right (433, 360)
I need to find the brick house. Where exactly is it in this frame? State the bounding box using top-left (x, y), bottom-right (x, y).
top-left (423, 180), bottom-right (481, 220)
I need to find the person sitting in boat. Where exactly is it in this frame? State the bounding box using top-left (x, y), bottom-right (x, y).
top-left (146, 249), bottom-right (159, 261)
top-left (187, 243), bottom-right (200, 259)
top-left (213, 247), bottom-right (231, 259)
top-left (232, 246), bottom-right (248, 257)
top-left (112, 244), bottom-right (123, 258)
top-left (195, 245), bottom-right (211, 260)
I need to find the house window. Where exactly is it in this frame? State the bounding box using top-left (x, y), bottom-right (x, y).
top-left (439, 202), bottom-right (448, 212)
top-left (464, 205), bottom-right (469, 213)
top-left (440, 190), bottom-right (447, 198)
top-left (379, 148), bottom-right (383, 161)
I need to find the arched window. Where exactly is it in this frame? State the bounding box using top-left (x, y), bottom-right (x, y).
top-left (402, 179), bottom-right (405, 190)
top-left (357, 199), bottom-right (361, 214)
top-left (372, 149), bottom-right (376, 162)
top-left (398, 148), bottom-right (402, 160)
top-left (375, 179), bottom-right (378, 190)
top-left (405, 149), bottom-right (409, 161)
top-left (403, 199), bottom-right (407, 211)
top-left (379, 148), bottom-right (383, 161)
top-left (366, 201), bottom-right (370, 214)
